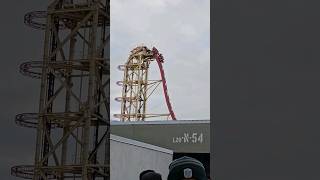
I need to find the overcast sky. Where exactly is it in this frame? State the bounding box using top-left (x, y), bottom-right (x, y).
top-left (110, 0), bottom-right (210, 120)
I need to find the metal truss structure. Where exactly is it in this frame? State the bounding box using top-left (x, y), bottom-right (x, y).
top-left (114, 46), bottom-right (176, 121)
top-left (12, 0), bottom-right (110, 179)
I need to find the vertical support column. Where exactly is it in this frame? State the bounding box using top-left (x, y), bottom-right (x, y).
top-left (34, 14), bottom-right (52, 180)
top-left (135, 55), bottom-right (142, 120)
top-left (82, 4), bottom-right (99, 180)
top-left (120, 65), bottom-right (128, 121)
top-left (60, 28), bottom-right (76, 180)
top-left (128, 69), bottom-right (135, 120)
top-left (142, 60), bottom-right (149, 120)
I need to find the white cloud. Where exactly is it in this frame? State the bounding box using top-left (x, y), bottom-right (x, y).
top-left (110, 0), bottom-right (210, 120)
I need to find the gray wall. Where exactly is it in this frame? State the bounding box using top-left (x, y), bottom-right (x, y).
top-left (111, 120), bottom-right (210, 153)
top-left (110, 134), bottom-right (173, 180)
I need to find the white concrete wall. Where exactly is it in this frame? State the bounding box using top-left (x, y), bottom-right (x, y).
top-left (110, 134), bottom-right (173, 180)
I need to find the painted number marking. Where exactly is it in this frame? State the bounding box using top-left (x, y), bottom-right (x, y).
top-left (172, 133), bottom-right (204, 144)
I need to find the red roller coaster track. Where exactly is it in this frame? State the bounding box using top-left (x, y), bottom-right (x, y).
top-left (152, 47), bottom-right (177, 120)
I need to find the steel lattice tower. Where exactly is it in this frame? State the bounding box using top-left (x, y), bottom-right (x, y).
top-left (114, 46), bottom-right (176, 121)
top-left (12, 0), bottom-right (110, 179)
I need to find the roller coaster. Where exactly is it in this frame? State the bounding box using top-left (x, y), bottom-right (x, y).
top-left (114, 46), bottom-right (176, 121)
top-left (12, 0), bottom-right (110, 179)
